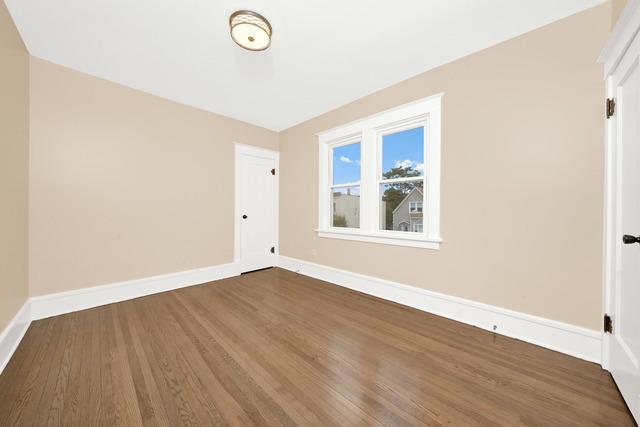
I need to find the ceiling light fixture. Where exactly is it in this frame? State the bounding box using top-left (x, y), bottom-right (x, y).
top-left (229, 10), bottom-right (272, 51)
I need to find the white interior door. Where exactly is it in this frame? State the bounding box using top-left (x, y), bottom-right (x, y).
top-left (608, 31), bottom-right (640, 422)
top-left (236, 145), bottom-right (278, 273)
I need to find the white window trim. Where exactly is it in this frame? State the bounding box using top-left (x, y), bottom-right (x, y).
top-left (317, 93), bottom-right (442, 250)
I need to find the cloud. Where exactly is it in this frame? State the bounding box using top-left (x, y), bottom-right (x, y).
top-left (395, 159), bottom-right (414, 169)
top-left (395, 159), bottom-right (424, 172)
top-left (340, 156), bottom-right (353, 163)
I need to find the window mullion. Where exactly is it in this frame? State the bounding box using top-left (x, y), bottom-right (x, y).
top-left (359, 129), bottom-right (376, 232)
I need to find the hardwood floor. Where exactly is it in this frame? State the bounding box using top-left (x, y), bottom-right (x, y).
top-left (0, 268), bottom-right (634, 426)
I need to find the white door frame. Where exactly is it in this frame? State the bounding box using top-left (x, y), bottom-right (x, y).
top-left (599, 0), bottom-right (640, 371)
top-left (234, 143), bottom-right (280, 268)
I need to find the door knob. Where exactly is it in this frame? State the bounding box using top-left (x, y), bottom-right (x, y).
top-left (242, 214), bottom-right (248, 219)
top-left (623, 234), bottom-right (640, 244)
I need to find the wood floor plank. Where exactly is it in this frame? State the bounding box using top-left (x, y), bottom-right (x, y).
top-left (6, 317), bottom-right (63, 426)
top-left (34, 311), bottom-right (78, 426)
top-left (119, 300), bottom-right (173, 427)
top-left (0, 318), bottom-right (53, 415)
top-left (96, 306), bottom-right (118, 426)
top-left (0, 268), bottom-right (635, 426)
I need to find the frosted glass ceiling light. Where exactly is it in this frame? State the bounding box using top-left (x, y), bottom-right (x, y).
top-left (229, 10), bottom-right (272, 51)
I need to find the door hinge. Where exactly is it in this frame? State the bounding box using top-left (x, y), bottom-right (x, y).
top-left (271, 168), bottom-right (276, 176)
top-left (604, 314), bottom-right (613, 334)
top-left (270, 246), bottom-right (275, 254)
top-left (606, 98), bottom-right (615, 119)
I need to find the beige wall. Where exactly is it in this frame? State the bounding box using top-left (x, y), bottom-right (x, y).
top-left (279, 4), bottom-right (610, 330)
top-left (0, 2), bottom-right (29, 330)
top-left (29, 58), bottom-right (278, 296)
top-left (612, 0), bottom-right (628, 26)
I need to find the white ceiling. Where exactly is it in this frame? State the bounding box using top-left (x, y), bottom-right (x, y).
top-left (6, 0), bottom-right (605, 131)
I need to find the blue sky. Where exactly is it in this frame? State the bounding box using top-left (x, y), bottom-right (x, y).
top-left (332, 127), bottom-right (424, 186)
top-left (382, 127), bottom-right (424, 176)
top-left (333, 143), bottom-right (361, 185)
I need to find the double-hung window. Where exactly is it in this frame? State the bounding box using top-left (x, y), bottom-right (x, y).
top-left (317, 94), bottom-right (442, 249)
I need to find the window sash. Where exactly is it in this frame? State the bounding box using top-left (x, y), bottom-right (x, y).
top-left (379, 176), bottom-right (423, 185)
top-left (378, 178), bottom-right (425, 234)
top-left (375, 120), bottom-right (427, 234)
top-left (331, 182), bottom-right (361, 189)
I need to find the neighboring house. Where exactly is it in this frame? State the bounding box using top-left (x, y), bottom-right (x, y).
top-left (333, 190), bottom-right (360, 227)
top-left (392, 187), bottom-right (423, 232)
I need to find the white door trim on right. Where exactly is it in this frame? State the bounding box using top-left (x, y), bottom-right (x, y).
top-left (599, 1), bottom-right (640, 422)
top-left (234, 143), bottom-right (280, 270)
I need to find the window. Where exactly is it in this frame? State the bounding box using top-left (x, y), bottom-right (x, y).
top-left (317, 94), bottom-right (442, 249)
top-left (409, 201), bottom-right (423, 213)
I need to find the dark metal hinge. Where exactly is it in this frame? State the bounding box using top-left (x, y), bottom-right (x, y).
top-left (270, 246), bottom-right (275, 254)
top-left (271, 168), bottom-right (276, 176)
top-left (604, 314), bottom-right (613, 334)
top-left (606, 98), bottom-right (615, 119)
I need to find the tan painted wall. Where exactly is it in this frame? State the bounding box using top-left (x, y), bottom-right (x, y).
top-left (29, 58), bottom-right (278, 296)
top-left (279, 4), bottom-right (610, 330)
top-left (0, 2), bottom-right (29, 330)
top-left (611, 0), bottom-right (628, 26)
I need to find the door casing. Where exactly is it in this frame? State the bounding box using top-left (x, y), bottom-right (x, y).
top-left (600, 2), bottom-right (640, 422)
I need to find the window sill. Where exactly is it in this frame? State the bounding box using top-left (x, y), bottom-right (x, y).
top-left (316, 228), bottom-right (441, 249)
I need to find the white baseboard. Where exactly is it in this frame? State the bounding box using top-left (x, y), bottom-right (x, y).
top-left (0, 301), bottom-right (31, 374)
top-left (278, 256), bottom-right (602, 364)
top-left (30, 262), bottom-right (240, 321)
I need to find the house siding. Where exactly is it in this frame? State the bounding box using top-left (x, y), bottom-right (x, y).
top-left (392, 188), bottom-right (423, 231)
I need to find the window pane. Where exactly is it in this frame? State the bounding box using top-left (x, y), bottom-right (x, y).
top-left (380, 180), bottom-right (424, 232)
top-left (332, 142), bottom-right (361, 185)
top-left (332, 186), bottom-right (360, 228)
top-left (382, 127), bottom-right (424, 179)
